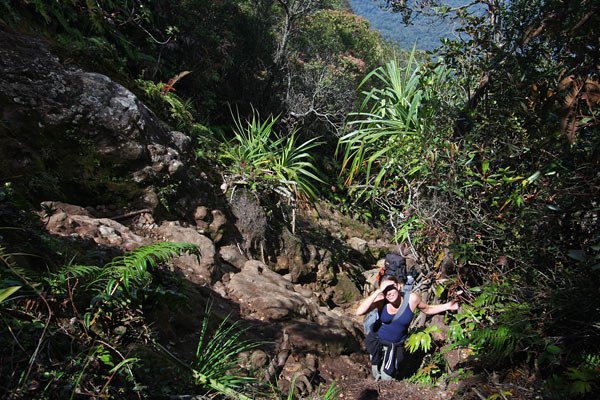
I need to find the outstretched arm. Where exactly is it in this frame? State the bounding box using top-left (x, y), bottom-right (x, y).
top-left (411, 293), bottom-right (459, 315)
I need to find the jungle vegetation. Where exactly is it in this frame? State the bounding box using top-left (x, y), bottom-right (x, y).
top-left (1, 0), bottom-right (599, 399)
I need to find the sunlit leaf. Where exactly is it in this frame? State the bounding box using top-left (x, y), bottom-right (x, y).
top-left (0, 286), bottom-right (21, 304)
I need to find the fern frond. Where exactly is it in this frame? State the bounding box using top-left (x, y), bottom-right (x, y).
top-left (472, 287), bottom-right (500, 308)
top-left (44, 263), bottom-right (102, 293)
top-left (59, 264), bottom-right (102, 279)
top-left (94, 242), bottom-right (199, 294)
top-left (469, 324), bottom-right (518, 361)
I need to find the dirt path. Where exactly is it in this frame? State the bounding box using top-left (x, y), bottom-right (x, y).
top-left (316, 354), bottom-right (456, 400)
top-left (338, 378), bottom-right (452, 400)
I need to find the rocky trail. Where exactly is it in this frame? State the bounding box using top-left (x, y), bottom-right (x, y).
top-left (1, 24), bottom-right (474, 399)
top-left (37, 200), bottom-right (470, 399)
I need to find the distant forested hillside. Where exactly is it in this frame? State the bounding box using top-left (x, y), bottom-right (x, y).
top-left (348, 0), bottom-right (463, 51)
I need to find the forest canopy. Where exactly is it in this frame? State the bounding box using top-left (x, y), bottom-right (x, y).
top-left (348, 0), bottom-right (467, 50)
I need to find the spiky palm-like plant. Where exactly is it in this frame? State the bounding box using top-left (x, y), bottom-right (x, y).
top-left (272, 131), bottom-right (323, 201)
top-left (220, 107), bottom-right (280, 180)
top-left (337, 47), bottom-right (460, 196)
top-left (192, 302), bottom-right (258, 390)
top-left (221, 107), bottom-right (323, 201)
top-left (155, 301), bottom-right (258, 400)
top-left (337, 49), bottom-right (429, 189)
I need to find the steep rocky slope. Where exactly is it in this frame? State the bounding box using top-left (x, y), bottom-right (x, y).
top-left (0, 23), bottom-right (469, 398)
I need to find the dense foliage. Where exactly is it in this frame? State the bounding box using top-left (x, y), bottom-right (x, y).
top-left (338, 0), bottom-right (600, 396)
top-left (285, 8), bottom-right (385, 138)
top-left (0, 201), bottom-right (225, 398)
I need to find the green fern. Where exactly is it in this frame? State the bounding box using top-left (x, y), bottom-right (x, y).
top-left (406, 325), bottom-right (442, 353)
top-left (45, 242), bottom-right (199, 298)
top-left (446, 282), bottom-right (542, 367)
top-left (471, 286), bottom-right (500, 308)
top-left (74, 242), bottom-right (200, 329)
top-left (93, 242), bottom-right (200, 295)
top-left (45, 263), bottom-right (101, 293)
top-left (468, 326), bottom-right (516, 357)
top-left (58, 263), bottom-right (102, 280)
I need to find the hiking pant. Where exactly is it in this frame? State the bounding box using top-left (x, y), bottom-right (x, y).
top-left (370, 344), bottom-right (404, 381)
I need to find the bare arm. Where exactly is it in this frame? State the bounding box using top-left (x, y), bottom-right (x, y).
top-left (411, 293), bottom-right (459, 315)
top-left (355, 280), bottom-right (396, 316)
top-left (355, 290), bottom-right (383, 316)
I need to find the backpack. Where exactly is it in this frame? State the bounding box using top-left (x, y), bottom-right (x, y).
top-left (375, 253), bottom-right (407, 283)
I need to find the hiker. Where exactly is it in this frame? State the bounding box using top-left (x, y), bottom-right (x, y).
top-left (356, 256), bottom-right (459, 381)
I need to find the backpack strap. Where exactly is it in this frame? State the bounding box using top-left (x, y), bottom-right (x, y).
top-left (390, 283), bottom-right (413, 323)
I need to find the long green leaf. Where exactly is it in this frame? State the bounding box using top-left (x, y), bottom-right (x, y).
top-left (0, 286), bottom-right (21, 304)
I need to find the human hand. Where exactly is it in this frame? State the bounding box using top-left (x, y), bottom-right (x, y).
top-left (447, 300), bottom-right (459, 311)
top-left (378, 279), bottom-right (397, 294)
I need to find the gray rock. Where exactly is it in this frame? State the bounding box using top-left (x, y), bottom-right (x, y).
top-left (0, 26), bottom-right (201, 208)
top-left (250, 350), bottom-right (269, 370)
top-left (348, 237), bottom-right (368, 253)
top-left (193, 206), bottom-right (209, 222)
top-left (208, 209), bottom-right (227, 242)
top-left (167, 159), bottom-right (184, 176)
top-left (218, 245), bottom-right (248, 269)
top-left (40, 201), bottom-right (91, 217)
top-left (141, 187), bottom-right (160, 211)
top-left (157, 221), bottom-right (218, 284)
top-left (43, 207), bottom-right (151, 251)
top-left (169, 131), bottom-right (192, 154)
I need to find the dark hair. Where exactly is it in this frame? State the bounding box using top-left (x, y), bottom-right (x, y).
top-left (378, 274), bottom-right (400, 288)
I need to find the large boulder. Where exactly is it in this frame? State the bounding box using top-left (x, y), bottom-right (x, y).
top-left (226, 260), bottom-right (312, 321)
top-left (225, 260), bottom-right (362, 357)
top-left (330, 271), bottom-right (362, 306)
top-left (0, 24), bottom-right (205, 210)
top-left (41, 202), bottom-right (151, 252)
top-left (156, 221), bottom-right (218, 284)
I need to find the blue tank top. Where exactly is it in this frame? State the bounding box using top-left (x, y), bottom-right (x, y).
top-left (377, 301), bottom-right (414, 343)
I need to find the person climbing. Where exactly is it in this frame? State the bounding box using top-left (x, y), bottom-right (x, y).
top-left (356, 253), bottom-right (459, 381)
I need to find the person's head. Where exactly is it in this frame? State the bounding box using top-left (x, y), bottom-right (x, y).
top-left (379, 274), bottom-right (399, 287)
top-left (379, 275), bottom-right (402, 303)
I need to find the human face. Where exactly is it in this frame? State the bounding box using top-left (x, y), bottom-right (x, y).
top-left (383, 283), bottom-right (399, 303)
